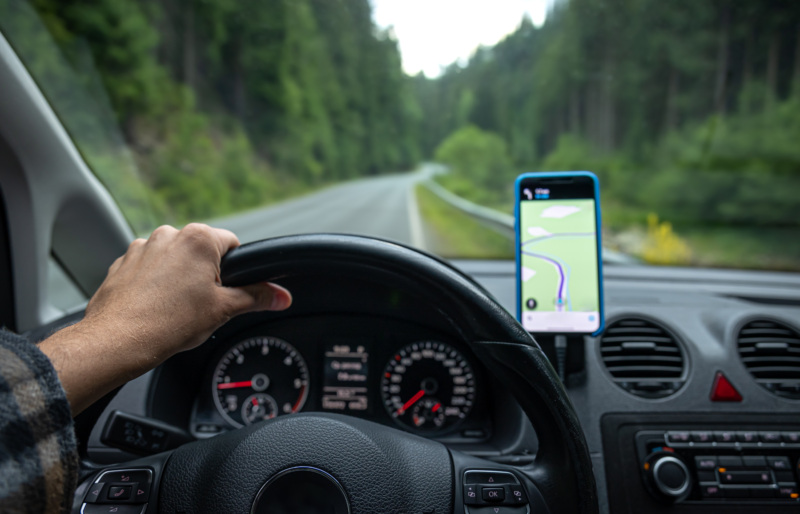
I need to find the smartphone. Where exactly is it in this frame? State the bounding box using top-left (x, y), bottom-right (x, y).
top-left (515, 171), bottom-right (604, 336)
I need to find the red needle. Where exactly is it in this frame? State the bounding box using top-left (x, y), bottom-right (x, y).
top-left (432, 403), bottom-right (441, 413)
top-left (397, 390), bottom-right (425, 415)
top-left (251, 396), bottom-right (259, 407)
top-left (217, 380), bottom-right (253, 390)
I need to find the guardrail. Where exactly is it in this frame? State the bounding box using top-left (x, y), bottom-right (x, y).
top-left (421, 178), bottom-right (638, 265)
top-left (422, 179), bottom-right (515, 238)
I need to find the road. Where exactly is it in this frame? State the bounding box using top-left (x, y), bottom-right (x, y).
top-left (208, 166), bottom-right (436, 249)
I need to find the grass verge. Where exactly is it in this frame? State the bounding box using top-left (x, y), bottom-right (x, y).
top-left (415, 184), bottom-right (514, 259)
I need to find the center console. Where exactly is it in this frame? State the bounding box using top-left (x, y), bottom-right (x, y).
top-left (601, 413), bottom-right (800, 513)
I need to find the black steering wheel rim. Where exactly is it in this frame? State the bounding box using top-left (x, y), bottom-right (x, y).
top-left (216, 234), bottom-right (598, 514)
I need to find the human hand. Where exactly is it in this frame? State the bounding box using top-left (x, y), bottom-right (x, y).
top-left (40, 224), bottom-right (291, 414)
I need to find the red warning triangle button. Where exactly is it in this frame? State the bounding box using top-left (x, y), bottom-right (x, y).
top-left (710, 372), bottom-right (742, 402)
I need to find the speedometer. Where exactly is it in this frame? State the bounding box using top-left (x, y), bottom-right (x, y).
top-left (381, 341), bottom-right (475, 433)
top-left (212, 337), bottom-right (309, 428)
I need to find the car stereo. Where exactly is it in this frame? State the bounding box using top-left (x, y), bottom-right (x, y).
top-left (636, 429), bottom-right (799, 504)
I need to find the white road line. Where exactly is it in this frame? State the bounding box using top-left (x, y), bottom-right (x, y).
top-left (407, 184), bottom-right (425, 251)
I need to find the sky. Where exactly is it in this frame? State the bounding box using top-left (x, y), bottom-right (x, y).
top-left (371, 0), bottom-right (552, 77)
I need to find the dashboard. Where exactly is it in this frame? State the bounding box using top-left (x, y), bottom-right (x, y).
top-left (75, 259), bottom-right (800, 513)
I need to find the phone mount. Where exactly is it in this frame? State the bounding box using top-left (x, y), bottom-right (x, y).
top-left (532, 334), bottom-right (587, 386)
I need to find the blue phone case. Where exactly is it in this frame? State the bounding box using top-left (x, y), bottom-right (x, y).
top-left (514, 171), bottom-right (605, 336)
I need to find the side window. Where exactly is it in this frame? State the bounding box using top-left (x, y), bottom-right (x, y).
top-left (47, 256), bottom-right (87, 314)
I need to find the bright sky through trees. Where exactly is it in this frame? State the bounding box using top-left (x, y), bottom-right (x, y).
top-left (371, 0), bottom-right (551, 77)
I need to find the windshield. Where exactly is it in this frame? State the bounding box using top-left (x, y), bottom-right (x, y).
top-left (2, 0), bottom-right (799, 269)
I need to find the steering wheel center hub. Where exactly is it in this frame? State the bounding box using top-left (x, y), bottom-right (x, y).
top-left (252, 466), bottom-right (350, 514)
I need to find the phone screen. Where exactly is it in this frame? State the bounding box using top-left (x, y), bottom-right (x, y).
top-left (516, 172), bottom-right (603, 335)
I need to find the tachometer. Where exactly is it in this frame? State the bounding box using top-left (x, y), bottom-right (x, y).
top-left (381, 341), bottom-right (475, 433)
top-left (212, 337), bottom-right (309, 428)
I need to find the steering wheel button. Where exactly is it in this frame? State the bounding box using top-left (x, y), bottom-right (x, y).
top-left (107, 485), bottom-right (132, 501)
top-left (508, 485), bottom-right (528, 503)
top-left (84, 483), bottom-right (105, 503)
top-left (82, 504), bottom-right (146, 514)
top-left (97, 469), bottom-right (152, 485)
top-left (482, 487), bottom-right (505, 502)
top-left (464, 470), bottom-right (518, 485)
top-left (465, 507), bottom-right (526, 514)
top-left (464, 485), bottom-right (479, 505)
top-left (133, 482), bottom-right (150, 502)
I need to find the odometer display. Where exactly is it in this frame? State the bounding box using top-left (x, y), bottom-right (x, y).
top-left (212, 337), bottom-right (309, 428)
top-left (381, 341), bottom-right (475, 433)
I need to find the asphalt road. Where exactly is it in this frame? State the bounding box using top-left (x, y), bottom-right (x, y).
top-left (208, 166), bottom-right (434, 250)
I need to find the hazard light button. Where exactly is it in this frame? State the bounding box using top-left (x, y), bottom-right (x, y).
top-left (710, 372), bottom-right (742, 402)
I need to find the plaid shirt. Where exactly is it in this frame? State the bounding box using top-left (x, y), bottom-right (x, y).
top-left (0, 330), bottom-right (77, 513)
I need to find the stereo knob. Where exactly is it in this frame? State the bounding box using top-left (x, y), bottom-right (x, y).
top-left (645, 453), bottom-right (691, 503)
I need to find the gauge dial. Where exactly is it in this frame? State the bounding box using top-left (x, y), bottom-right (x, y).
top-left (212, 337), bottom-right (309, 428)
top-left (241, 393), bottom-right (278, 424)
top-left (381, 341), bottom-right (475, 433)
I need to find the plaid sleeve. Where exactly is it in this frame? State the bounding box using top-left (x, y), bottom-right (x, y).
top-left (0, 329), bottom-right (78, 514)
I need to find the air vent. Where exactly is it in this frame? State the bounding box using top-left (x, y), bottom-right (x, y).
top-left (600, 318), bottom-right (686, 398)
top-left (737, 320), bottom-right (800, 399)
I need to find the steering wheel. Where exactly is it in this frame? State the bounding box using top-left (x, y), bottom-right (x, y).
top-left (73, 234), bottom-right (597, 514)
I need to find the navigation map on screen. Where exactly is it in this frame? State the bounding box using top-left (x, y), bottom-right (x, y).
top-left (519, 198), bottom-right (600, 333)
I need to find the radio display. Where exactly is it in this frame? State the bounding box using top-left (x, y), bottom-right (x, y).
top-left (321, 342), bottom-right (370, 412)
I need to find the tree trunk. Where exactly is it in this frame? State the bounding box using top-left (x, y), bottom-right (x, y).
top-left (569, 88), bottom-right (581, 135)
top-left (767, 33), bottom-right (780, 101)
top-left (664, 67), bottom-right (679, 134)
top-left (794, 23), bottom-right (800, 96)
top-left (585, 84), bottom-right (598, 148)
top-left (232, 43), bottom-right (246, 120)
top-left (743, 29), bottom-right (754, 85)
top-left (600, 45), bottom-right (615, 151)
top-left (183, 0), bottom-right (196, 89)
top-left (713, 6), bottom-right (730, 115)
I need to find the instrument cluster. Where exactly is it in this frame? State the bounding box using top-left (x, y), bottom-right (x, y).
top-left (190, 327), bottom-right (490, 441)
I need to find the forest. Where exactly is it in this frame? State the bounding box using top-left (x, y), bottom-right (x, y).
top-left (6, 0), bottom-right (423, 229)
top-left (422, 0), bottom-right (800, 267)
top-left (4, 0), bottom-right (800, 268)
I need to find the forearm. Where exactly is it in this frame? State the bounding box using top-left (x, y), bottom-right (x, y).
top-left (38, 318), bottom-right (167, 415)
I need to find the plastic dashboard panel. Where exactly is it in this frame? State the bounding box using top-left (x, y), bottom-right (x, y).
top-left (81, 259), bottom-right (800, 514)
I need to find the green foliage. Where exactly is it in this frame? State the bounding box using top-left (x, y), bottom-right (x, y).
top-left (433, 125), bottom-right (514, 207)
top-left (8, 0), bottom-right (423, 232)
top-left (416, 0), bottom-right (800, 269)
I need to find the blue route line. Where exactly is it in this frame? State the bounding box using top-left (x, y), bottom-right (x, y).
top-left (522, 251), bottom-right (567, 310)
top-left (522, 232), bottom-right (593, 310)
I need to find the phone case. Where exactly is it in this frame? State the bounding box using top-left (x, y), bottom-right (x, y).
top-left (514, 171), bottom-right (605, 336)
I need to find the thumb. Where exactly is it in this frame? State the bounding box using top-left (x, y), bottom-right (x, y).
top-left (221, 282), bottom-right (293, 316)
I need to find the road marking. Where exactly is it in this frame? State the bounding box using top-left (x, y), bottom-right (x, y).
top-left (407, 185), bottom-right (425, 250)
